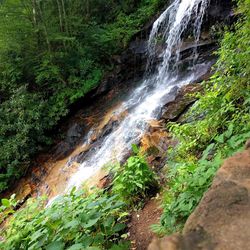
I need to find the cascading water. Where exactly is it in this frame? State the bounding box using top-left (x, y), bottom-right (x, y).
top-left (66, 0), bottom-right (211, 190)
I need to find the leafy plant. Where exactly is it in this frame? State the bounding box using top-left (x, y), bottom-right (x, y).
top-left (0, 189), bottom-right (130, 250)
top-left (112, 145), bottom-right (158, 205)
top-left (0, 194), bottom-right (18, 223)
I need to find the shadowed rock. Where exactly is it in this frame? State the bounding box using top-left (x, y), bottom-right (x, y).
top-left (161, 83), bottom-right (203, 122)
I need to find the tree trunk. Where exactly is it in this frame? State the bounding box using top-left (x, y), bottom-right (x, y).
top-left (56, 0), bottom-right (63, 32)
top-left (61, 0), bottom-right (69, 35)
top-left (37, 1), bottom-right (51, 52)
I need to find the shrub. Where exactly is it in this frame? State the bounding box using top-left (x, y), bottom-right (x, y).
top-left (112, 145), bottom-right (158, 205)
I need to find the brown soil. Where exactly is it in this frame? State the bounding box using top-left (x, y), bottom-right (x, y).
top-left (128, 197), bottom-right (163, 250)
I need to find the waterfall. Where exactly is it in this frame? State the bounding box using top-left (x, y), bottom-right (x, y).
top-left (66, 0), bottom-right (211, 190)
top-left (147, 0), bottom-right (210, 77)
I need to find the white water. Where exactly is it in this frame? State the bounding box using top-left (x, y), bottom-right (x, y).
top-left (66, 0), bottom-right (210, 190)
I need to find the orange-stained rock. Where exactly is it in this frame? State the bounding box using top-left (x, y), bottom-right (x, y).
top-left (84, 168), bottom-right (111, 190)
top-left (16, 184), bottom-right (32, 202)
top-left (141, 120), bottom-right (168, 152)
top-left (140, 120), bottom-right (172, 169)
top-left (2, 99), bottom-right (128, 202)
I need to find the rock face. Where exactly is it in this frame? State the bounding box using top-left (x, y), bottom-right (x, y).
top-left (148, 143), bottom-right (250, 250)
top-left (93, 0), bottom-right (234, 98)
top-left (161, 83), bottom-right (203, 122)
top-left (205, 0), bottom-right (235, 26)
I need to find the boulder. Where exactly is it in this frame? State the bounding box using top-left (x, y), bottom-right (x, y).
top-left (53, 122), bottom-right (85, 160)
top-left (161, 83), bottom-right (203, 122)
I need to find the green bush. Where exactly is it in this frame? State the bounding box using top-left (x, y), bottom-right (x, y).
top-left (152, 129), bottom-right (250, 234)
top-left (0, 189), bottom-right (130, 250)
top-left (112, 146), bottom-right (158, 205)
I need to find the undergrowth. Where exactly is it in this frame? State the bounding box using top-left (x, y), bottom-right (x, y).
top-left (0, 147), bottom-right (158, 249)
top-left (0, 189), bottom-right (129, 250)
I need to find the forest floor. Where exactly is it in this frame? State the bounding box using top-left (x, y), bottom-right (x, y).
top-left (128, 197), bottom-right (163, 250)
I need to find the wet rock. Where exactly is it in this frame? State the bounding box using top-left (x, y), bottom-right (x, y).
top-left (53, 142), bottom-right (72, 160)
top-left (180, 39), bottom-right (216, 60)
top-left (74, 109), bottom-right (128, 164)
top-left (129, 39), bottom-right (148, 55)
top-left (192, 68), bottom-right (214, 84)
top-left (98, 118), bottom-right (119, 139)
top-left (148, 143), bottom-right (250, 250)
top-left (160, 86), bottom-right (179, 106)
top-left (97, 174), bottom-right (113, 190)
top-left (66, 123), bottom-right (85, 145)
top-left (16, 184), bottom-right (32, 203)
top-left (205, 0), bottom-right (235, 26)
top-left (94, 39), bottom-right (148, 98)
top-left (161, 83), bottom-right (203, 122)
top-left (140, 120), bottom-right (172, 169)
top-left (94, 68), bottom-right (122, 97)
top-left (53, 123), bottom-right (85, 160)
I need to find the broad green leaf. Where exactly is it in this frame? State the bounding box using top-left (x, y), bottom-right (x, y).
top-left (103, 216), bottom-right (115, 228)
top-left (83, 217), bottom-right (99, 228)
top-left (131, 144), bottom-right (139, 154)
top-left (67, 244), bottom-right (84, 250)
top-left (64, 219), bottom-right (79, 229)
top-left (113, 223), bottom-right (126, 232)
top-left (46, 241), bottom-right (65, 250)
top-left (1, 199), bottom-right (10, 208)
top-left (85, 247), bottom-right (101, 250)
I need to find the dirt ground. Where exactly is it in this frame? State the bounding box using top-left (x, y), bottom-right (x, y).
top-left (128, 197), bottom-right (163, 250)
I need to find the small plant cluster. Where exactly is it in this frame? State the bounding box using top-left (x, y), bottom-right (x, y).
top-left (112, 145), bottom-right (158, 205)
top-left (152, 0), bottom-right (250, 235)
top-left (0, 189), bottom-right (129, 250)
top-left (0, 194), bottom-right (18, 223)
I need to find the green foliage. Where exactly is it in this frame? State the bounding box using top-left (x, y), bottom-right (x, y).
top-left (157, 130), bottom-right (250, 234)
top-left (112, 146), bottom-right (158, 205)
top-left (0, 189), bottom-right (130, 250)
top-left (152, 0), bottom-right (250, 235)
top-left (0, 0), bottom-right (165, 192)
top-left (0, 194), bottom-right (17, 222)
